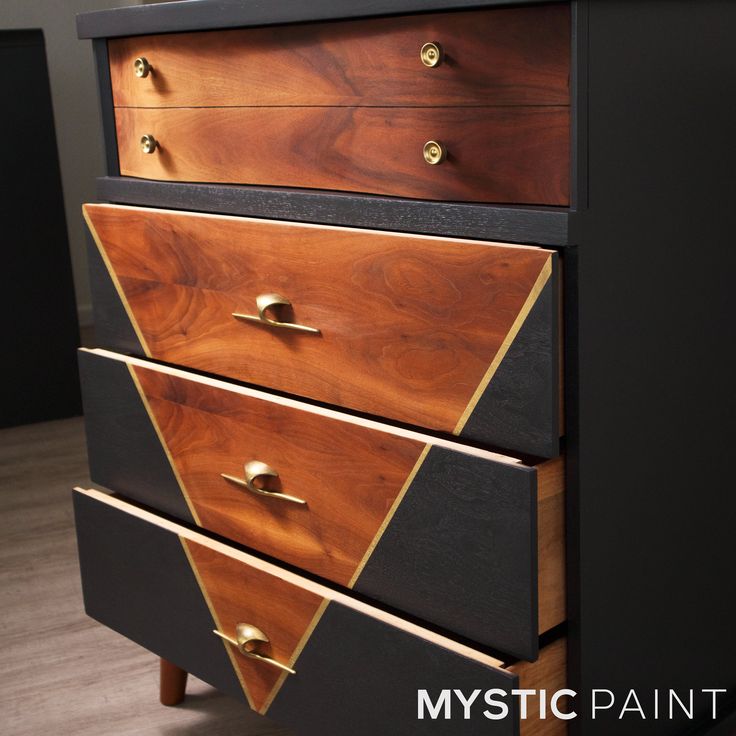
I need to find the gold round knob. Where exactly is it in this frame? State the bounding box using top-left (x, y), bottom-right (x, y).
top-left (140, 134), bottom-right (158, 154)
top-left (423, 140), bottom-right (446, 165)
top-left (134, 56), bottom-right (152, 78)
top-left (420, 42), bottom-right (443, 68)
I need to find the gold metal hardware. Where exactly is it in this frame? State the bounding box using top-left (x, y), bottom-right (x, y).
top-left (222, 460), bottom-right (307, 505)
top-left (232, 293), bottom-right (320, 334)
top-left (420, 42), bottom-right (443, 68)
top-left (140, 134), bottom-right (158, 154)
top-left (134, 57), bottom-right (152, 78)
top-left (423, 140), bottom-right (447, 165)
top-left (214, 624), bottom-right (296, 675)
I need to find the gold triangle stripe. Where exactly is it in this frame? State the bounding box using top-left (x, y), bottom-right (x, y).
top-left (347, 443), bottom-right (431, 590)
top-left (179, 537), bottom-right (256, 710)
top-left (127, 364), bottom-right (202, 526)
top-left (259, 599), bottom-right (330, 715)
top-left (453, 255), bottom-right (553, 436)
top-left (82, 205), bottom-right (152, 358)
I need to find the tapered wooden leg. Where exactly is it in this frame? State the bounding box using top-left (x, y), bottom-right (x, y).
top-left (159, 658), bottom-right (188, 706)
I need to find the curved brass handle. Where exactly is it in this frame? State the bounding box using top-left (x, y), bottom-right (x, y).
top-left (232, 293), bottom-right (320, 334)
top-left (420, 42), bottom-right (443, 68)
top-left (140, 134), bottom-right (158, 154)
top-left (134, 56), bottom-right (152, 78)
top-left (214, 624), bottom-right (296, 675)
top-left (222, 460), bottom-right (307, 505)
top-left (423, 140), bottom-right (447, 165)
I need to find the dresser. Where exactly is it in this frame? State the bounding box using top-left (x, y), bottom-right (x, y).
top-left (74, 2), bottom-right (736, 735)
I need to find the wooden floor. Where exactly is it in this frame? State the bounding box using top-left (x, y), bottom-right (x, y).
top-left (0, 416), bottom-right (290, 735)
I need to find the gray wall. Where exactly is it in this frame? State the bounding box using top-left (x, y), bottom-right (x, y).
top-left (1, 0), bottom-right (140, 326)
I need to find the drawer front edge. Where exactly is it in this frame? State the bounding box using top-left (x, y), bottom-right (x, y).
top-left (74, 489), bottom-right (527, 735)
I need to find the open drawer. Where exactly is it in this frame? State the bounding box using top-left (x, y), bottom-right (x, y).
top-left (74, 488), bottom-right (566, 736)
top-left (79, 348), bottom-right (564, 660)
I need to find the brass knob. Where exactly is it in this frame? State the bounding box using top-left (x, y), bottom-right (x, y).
top-left (423, 140), bottom-right (447, 165)
top-left (134, 56), bottom-right (152, 78)
top-left (420, 42), bottom-right (443, 68)
top-left (140, 134), bottom-right (158, 154)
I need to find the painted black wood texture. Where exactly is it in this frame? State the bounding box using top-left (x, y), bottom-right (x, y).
top-left (78, 350), bottom-right (545, 659)
top-left (78, 350), bottom-right (195, 524)
top-left (462, 271), bottom-right (559, 458)
top-left (77, 0), bottom-right (559, 39)
top-left (566, 2), bottom-right (736, 734)
top-left (86, 236), bottom-right (145, 355)
top-left (73, 490), bottom-right (524, 735)
top-left (92, 39), bottom-right (119, 177)
top-left (269, 603), bottom-right (521, 736)
top-left (73, 491), bottom-right (243, 699)
top-left (355, 445), bottom-right (538, 660)
top-left (1, 30), bottom-right (81, 427)
top-left (96, 177), bottom-right (569, 247)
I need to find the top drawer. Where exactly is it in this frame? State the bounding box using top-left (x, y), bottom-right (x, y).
top-left (109, 6), bottom-right (570, 108)
top-left (107, 5), bottom-right (570, 206)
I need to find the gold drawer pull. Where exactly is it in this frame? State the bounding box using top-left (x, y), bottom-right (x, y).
top-left (140, 134), bottom-right (158, 154)
top-left (214, 624), bottom-right (296, 675)
top-left (232, 293), bottom-right (320, 334)
top-left (420, 42), bottom-right (443, 68)
top-left (134, 56), bottom-right (152, 78)
top-left (222, 460), bottom-right (307, 505)
top-left (423, 140), bottom-right (447, 165)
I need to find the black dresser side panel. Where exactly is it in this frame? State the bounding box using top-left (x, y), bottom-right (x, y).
top-left (569, 2), bottom-right (736, 734)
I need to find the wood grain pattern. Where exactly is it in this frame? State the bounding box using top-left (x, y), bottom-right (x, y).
top-left (509, 637), bottom-right (567, 736)
top-left (536, 458), bottom-right (566, 633)
top-left (133, 362), bottom-right (425, 587)
top-left (96, 176), bottom-right (572, 246)
top-left (109, 6), bottom-right (569, 108)
top-left (115, 105), bottom-right (570, 206)
top-left (83, 204), bottom-right (556, 441)
top-left (182, 538), bottom-right (327, 714)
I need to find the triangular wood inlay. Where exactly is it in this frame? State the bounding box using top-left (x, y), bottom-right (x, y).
top-left (132, 364), bottom-right (427, 588)
top-left (182, 538), bottom-right (327, 714)
top-left (83, 203), bottom-right (555, 437)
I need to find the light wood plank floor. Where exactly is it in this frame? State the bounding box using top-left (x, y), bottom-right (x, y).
top-left (0, 417), bottom-right (290, 735)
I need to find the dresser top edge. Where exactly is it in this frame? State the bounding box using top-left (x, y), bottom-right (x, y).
top-left (77, 0), bottom-right (564, 40)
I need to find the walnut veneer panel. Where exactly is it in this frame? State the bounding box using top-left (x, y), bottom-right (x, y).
top-left (109, 5), bottom-right (570, 108)
top-left (183, 539), bottom-right (326, 714)
top-left (83, 204), bottom-right (559, 455)
top-left (135, 362), bottom-right (424, 588)
top-left (115, 105), bottom-right (569, 205)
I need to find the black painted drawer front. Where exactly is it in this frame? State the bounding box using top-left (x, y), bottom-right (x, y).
top-left (73, 489), bottom-right (566, 736)
top-left (79, 348), bottom-right (565, 660)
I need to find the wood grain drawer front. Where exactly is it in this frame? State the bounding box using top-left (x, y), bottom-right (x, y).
top-left (109, 5), bottom-right (570, 108)
top-left (84, 204), bottom-right (561, 459)
top-left (79, 348), bottom-right (565, 661)
top-left (115, 105), bottom-right (569, 206)
top-left (74, 488), bottom-right (566, 736)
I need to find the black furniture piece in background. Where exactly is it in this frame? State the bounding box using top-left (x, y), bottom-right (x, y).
top-left (0, 30), bottom-right (81, 427)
